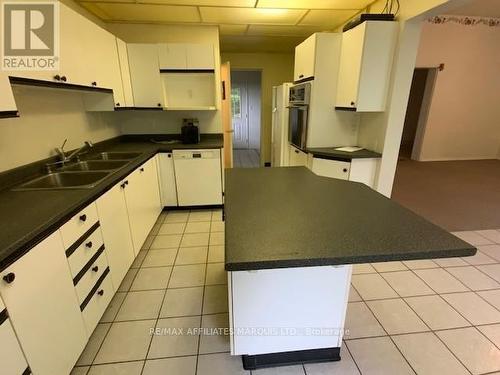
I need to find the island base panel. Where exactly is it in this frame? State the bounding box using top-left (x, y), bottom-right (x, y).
top-left (242, 347), bottom-right (341, 370)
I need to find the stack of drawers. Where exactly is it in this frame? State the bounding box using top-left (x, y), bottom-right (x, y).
top-left (60, 202), bottom-right (115, 334)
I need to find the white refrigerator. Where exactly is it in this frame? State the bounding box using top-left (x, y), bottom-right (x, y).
top-left (271, 83), bottom-right (292, 167)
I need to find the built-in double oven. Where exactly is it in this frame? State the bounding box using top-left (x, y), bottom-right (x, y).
top-left (288, 82), bottom-right (311, 150)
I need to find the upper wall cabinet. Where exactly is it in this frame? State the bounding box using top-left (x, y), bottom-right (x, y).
top-left (116, 38), bottom-right (134, 107)
top-left (0, 72), bottom-right (17, 116)
top-left (294, 35), bottom-right (316, 81)
top-left (158, 43), bottom-right (215, 70)
top-left (335, 21), bottom-right (398, 112)
top-left (127, 44), bottom-right (164, 108)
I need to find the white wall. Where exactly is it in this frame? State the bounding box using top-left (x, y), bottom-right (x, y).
top-left (0, 86), bottom-right (119, 172)
top-left (414, 18), bottom-right (500, 161)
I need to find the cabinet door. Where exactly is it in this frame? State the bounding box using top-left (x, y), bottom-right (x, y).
top-left (158, 153), bottom-right (179, 207)
top-left (288, 145), bottom-right (308, 167)
top-left (0, 315), bottom-right (29, 375)
top-left (0, 72), bottom-right (16, 113)
top-left (0, 232), bottom-right (87, 375)
top-left (127, 44), bottom-right (164, 108)
top-left (96, 181), bottom-right (136, 288)
top-left (186, 44), bottom-right (215, 69)
top-left (158, 43), bottom-right (187, 69)
top-left (335, 24), bottom-right (365, 109)
top-left (117, 38), bottom-right (134, 107)
top-left (311, 157), bottom-right (350, 180)
top-left (294, 35), bottom-right (316, 81)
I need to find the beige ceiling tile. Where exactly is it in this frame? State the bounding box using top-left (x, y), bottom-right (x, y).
top-left (220, 35), bottom-right (303, 53)
top-left (299, 9), bottom-right (358, 26)
top-left (87, 3), bottom-right (201, 23)
top-left (247, 24), bottom-right (327, 36)
top-left (199, 7), bottom-right (306, 25)
top-left (257, 0), bottom-right (373, 9)
top-left (142, 0), bottom-right (256, 6)
top-left (219, 24), bottom-right (248, 35)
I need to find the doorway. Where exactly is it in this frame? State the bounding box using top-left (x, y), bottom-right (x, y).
top-left (399, 67), bottom-right (437, 160)
top-left (231, 70), bottom-right (262, 168)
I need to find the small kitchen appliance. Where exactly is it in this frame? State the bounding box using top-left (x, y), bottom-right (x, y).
top-left (181, 118), bottom-right (200, 144)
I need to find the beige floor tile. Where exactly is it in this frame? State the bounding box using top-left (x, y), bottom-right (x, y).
top-left (160, 287), bottom-right (203, 318)
top-left (76, 323), bottom-right (111, 366)
top-left (371, 261), bottom-right (408, 273)
top-left (118, 268), bottom-right (139, 292)
top-left (477, 245), bottom-right (500, 262)
top-left (414, 268), bottom-right (469, 293)
top-left (206, 262), bottom-right (227, 285)
top-left (344, 302), bottom-right (386, 339)
top-left (253, 365), bottom-right (305, 374)
top-left (351, 273), bottom-right (398, 300)
top-left (131, 250), bottom-right (147, 268)
top-left (189, 210), bottom-right (213, 222)
top-left (164, 211), bottom-right (189, 223)
top-left (116, 290), bottom-right (164, 321)
top-left (453, 231), bottom-right (494, 246)
top-left (304, 345), bottom-right (360, 374)
top-left (130, 267), bottom-right (172, 291)
top-left (148, 316), bottom-right (201, 359)
top-left (437, 327), bottom-right (500, 374)
top-left (367, 298), bottom-right (428, 335)
top-left (142, 249), bottom-right (177, 267)
top-left (433, 257), bottom-right (468, 267)
top-left (141, 235), bottom-right (155, 251)
top-left (181, 233), bottom-right (210, 247)
top-left (185, 221), bottom-right (211, 233)
top-left (88, 361), bottom-right (144, 375)
top-left (197, 352), bottom-right (249, 375)
top-left (477, 264), bottom-right (500, 283)
top-left (151, 234), bottom-right (182, 249)
top-left (94, 320), bottom-right (155, 364)
top-left (100, 292), bottom-right (126, 323)
top-left (352, 263), bottom-right (376, 274)
top-left (203, 285), bottom-right (229, 314)
top-left (348, 286), bottom-right (362, 302)
top-left (441, 292), bottom-right (500, 325)
top-left (392, 332), bottom-right (469, 375)
top-left (175, 246), bottom-right (208, 265)
top-left (209, 232), bottom-right (225, 246)
top-left (210, 221), bottom-right (224, 233)
top-left (199, 313), bottom-right (230, 354)
top-left (211, 210), bottom-right (223, 222)
top-left (208, 245), bottom-right (224, 263)
top-left (445, 266), bottom-right (500, 290)
top-left (405, 295), bottom-right (470, 330)
top-left (476, 230), bottom-right (500, 244)
top-left (477, 324), bottom-right (500, 347)
top-left (346, 336), bottom-right (414, 375)
top-left (381, 270), bottom-right (434, 297)
top-left (477, 289), bottom-right (500, 310)
top-left (143, 356), bottom-right (197, 375)
top-left (158, 222), bottom-right (186, 235)
top-left (462, 251), bottom-right (497, 266)
top-left (169, 264), bottom-right (206, 288)
top-left (402, 259), bottom-right (439, 269)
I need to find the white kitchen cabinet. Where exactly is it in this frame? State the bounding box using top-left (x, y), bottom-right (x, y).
top-left (311, 157), bottom-right (350, 180)
top-left (0, 232), bottom-right (87, 375)
top-left (288, 145), bottom-right (308, 167)
top-left (59, 202), bottom-right (99, 250)
top-left (158, 43), bottom-right (215, 70)
top-left (116, 38), bottom-right (134, 107)
top-left (336, 21), bottom-right (398, 112)
top-left (0, 308), bottom-right (29, 375)
top-left (96, 181), bottom-right (135, 287)
top-left (294, 35), bottom-right (316, 81)
top-left (0, 72), bottom-right (17, 115)
top-left (127, 44), bottom-right (164, 108)
top-left (173, 149), bottom-right (223, 206)
top-left (157, 153), bottom-right (179, 207)
top-left (124, 157), bottom-right (162, 253)
top-left (310, 156), bottom-right (379, 188)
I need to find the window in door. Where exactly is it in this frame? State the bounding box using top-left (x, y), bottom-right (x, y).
top-left (231, 87), bottom-right (241, 118)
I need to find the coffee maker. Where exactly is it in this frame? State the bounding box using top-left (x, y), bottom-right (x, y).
top-left (181, 118), bottom-right (200, 144)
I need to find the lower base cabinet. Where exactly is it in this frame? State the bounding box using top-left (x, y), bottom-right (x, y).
top-left (288, 145), bottom-right (308, 167)
top-left (0, 232), bottom-right (87, 375)
top-left (310, 156), bottom-right (379, 188)
top-left (1, 299), bottom-right (29, 375)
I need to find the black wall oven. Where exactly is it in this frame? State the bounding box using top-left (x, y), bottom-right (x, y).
top-left (288, 82), bottom-right (311, 150)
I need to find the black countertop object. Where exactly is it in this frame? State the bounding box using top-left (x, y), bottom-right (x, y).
top-left (0, 134), bottom-right (223, 272)
top-left (307, 147), bottom-right (381, 161)
top-left (224, 167), bottom-right (476, 271)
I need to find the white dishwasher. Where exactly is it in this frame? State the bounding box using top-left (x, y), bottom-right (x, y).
top-left (173, 149), bottom-right (223, 206)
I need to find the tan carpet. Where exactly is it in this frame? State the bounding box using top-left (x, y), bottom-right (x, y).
top-left (392, 159), bottom-right (500, 231)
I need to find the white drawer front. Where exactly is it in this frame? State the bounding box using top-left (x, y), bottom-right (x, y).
top-left (82, 270), bottom-right (113, 334)
top-left (311, 157), bottom-right (350, 180)
top-left (0, 316), bottom-right (29, 374)
top-left (67, 225), bottom-right (104, 278)
top-left (75, 249), bottom-right (109, 305)
top-left (60, 203), bottom-right (99, 249)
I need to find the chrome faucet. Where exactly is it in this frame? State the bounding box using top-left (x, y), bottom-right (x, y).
top-left (46, 140), bottom-right (94, 172)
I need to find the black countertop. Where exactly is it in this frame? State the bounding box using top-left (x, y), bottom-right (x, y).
top-left (0, 134), bottom-right (223, 272)
top-left (307, 147), bottom-right (381, 161)
top-left (224, 167), bottom-right (475, 271)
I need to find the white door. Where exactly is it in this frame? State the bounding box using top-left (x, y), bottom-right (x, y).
top-left (231, 81), bottom-right (249, 149)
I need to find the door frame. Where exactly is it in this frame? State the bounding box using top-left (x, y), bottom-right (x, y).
top-left (221, 61), bottom-right (233, 168)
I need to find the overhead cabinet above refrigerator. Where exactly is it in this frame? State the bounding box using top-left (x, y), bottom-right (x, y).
top-left (335, 21), bottom-right (398, 112)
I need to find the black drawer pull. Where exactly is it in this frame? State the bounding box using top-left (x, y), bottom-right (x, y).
top-left (92, 266), bottom-right (99, 272)
top-left (120, 182), bottom-right (126, 189)
top-left (193, 153), bottom-right (202, 158)
top-left (299, 74), bottom-right (304, 78)
top-left (53, 74), bottom-right (61, 81)
top-left (295, 150), bottom-right (299, 154)
top-left (91, 81), bottom-right (97, 86)
top-left (85, 241), bottom-right (93, 248)
top-left (140, 167), bottom-right (144, 172)
top-left (79, 214), bottom-right (87, 222)
top-left (350, 101), bottom-right (355, 106)
top-left (157, 103), bottom-right (162, 107)
top-left (61, 76), bottom-right (67, 82)
top-left (3, 273), bottom-right (15, 284)
top-left (116, 102), bottom-right (120, 107)
top-left (97, 289), bottom-right (104, 296)
top-left (343, 168), bottom-right (348, 173)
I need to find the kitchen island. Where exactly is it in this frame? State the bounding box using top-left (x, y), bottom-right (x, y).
top-left (224, 167), bottom-right (476, 370)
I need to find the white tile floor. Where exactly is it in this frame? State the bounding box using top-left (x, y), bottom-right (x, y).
top-left (72, 213), bottom-right (500, 375)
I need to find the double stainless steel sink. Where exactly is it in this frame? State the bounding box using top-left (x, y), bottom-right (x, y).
top-left (14, 152), bottom-right (142, 191)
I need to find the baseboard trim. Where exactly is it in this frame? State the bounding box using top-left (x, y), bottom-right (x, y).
top-left (242, 347), bottom-right (341, 370)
